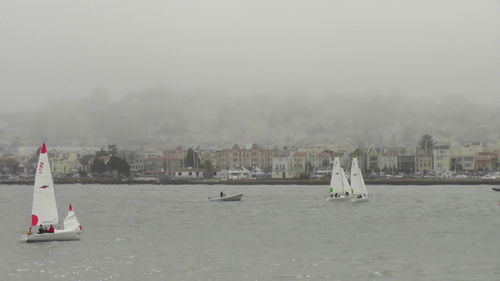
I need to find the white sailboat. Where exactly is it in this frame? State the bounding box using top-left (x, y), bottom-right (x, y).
top-left (350, 157), bottom-right (368, 202)
top-left (21, 143), bottom-right (83, 242)
top-left (327, 157), bottom-right (351, 200)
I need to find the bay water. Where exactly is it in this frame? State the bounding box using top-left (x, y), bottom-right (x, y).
top-left (1, 184), bottom-right (499, 281)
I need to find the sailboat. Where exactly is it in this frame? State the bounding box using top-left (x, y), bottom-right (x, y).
top-left (21, 143), bottom-right (83, 242)
top-left (326, 157), bottom-right (351, 200)
top-left (350, 156), bottom-right (368, 202)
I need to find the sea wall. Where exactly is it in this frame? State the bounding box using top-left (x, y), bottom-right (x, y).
top-left (3, 178), bottom-right (500, 186)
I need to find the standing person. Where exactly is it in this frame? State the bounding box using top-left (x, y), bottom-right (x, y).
top-left (220, 191), bottom-right (225, 197)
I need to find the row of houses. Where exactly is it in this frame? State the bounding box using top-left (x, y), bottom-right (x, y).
top-left (1, 141), bottom-right (500, 180)
top-left (270, 142), bottom-right (500, 179)
top-left (360, 142), bottom-right (499, 177)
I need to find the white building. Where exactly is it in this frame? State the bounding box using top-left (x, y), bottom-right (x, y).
top-left (434, 144), bottom-right (451, 174)
top-left (172, 168), bottom-right (204, 179)
top-left (379, 149), bottom-right (399, 173)
top-left (129, 158), bottom-right (146, 175)
top-left (450, 143), bottom-right (482, 172)
top-left (272, 157), bottom-right (292, 179)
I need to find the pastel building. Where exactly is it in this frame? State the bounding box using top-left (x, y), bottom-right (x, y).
top-left (214, 144), bottom-right (278, 172)
top-left (50, 152), bottom-right (82, 176)
top-left (475, 152), bottom-right (497, 171)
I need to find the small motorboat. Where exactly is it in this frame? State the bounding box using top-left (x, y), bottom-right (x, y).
top-left (209, 193), bottom-right (243, 201)
top-left (492, 187), bottom-right (500, 192)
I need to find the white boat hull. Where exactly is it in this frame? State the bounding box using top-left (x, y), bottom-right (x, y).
top-left (21, 229), bottom-right (81, 242)
top-left (350, 196), bottom-right (368, 203)
top-left (326, 194), bottom-right (349, 201)
top-left (209, 193), bottom-right (243, 201)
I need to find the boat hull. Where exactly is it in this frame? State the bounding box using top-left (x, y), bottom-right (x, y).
top-left (21, 229), bottom-right (81, 242)
top-left (350, 196), bottom-right (368, 203)
top-left (326, 195), bottom-right (348, 201)
top-left (493, 187), bottom-right (500, 192)
top-left (209, 193), bottom-right (243, 201)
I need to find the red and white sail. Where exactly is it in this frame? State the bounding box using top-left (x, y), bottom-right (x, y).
top-left (63, 204), bottom-right (83, 232)
top-left (31, 143), bottom-right (59, 227)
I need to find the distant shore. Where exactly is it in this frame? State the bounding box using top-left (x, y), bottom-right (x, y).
top-left (2, 178), bottom-right (500, 186)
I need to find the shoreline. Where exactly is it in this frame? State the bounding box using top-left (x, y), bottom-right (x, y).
top-left (2, 178), bottom-right (500, 186)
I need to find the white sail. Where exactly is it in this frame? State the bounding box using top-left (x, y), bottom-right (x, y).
top-left (350, 157), bottom-right (368, 198)
top-left (63, 204), bottom-right (82, 232)
top-left (350, 157), bottom-right (361, 195)
top-left (360, 165), bottom-right (368, 197)
top-left (31, 143), bottom-right (59, 227)
top-left (329, 157), bottom-right (344, 194)
top-left (341, 168), bottom-right (351, 196)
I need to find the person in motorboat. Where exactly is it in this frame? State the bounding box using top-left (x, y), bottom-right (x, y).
top-left (47, 225), bottom-right (55, 233)
top-left (38, 224), bottom-right (45, 234)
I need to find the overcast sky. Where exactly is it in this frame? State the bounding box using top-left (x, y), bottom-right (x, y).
top-left (1, 0), bottom-right (499, 112)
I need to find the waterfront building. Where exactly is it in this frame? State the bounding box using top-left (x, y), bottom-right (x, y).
top-left (433, 144), bottom-right (451, 175)
top-left (144, 156), bottom-right (183, 176)
top-left (475, 152), bottom-right (497, 171)
top-left (290, 152), bottom-right (307, 178)
top-left (214, 144), bottom-right (278, 172)
top-left (398, 154), bottom-right (415, 174)
top-left (450, 143), bottom-right (483, 172)
top-left (379, 148), bottom-right (400, 174)
top-left (172, 168), bottom-right (204, 179)
top-left (164, 146), bottom-right (187, 165)
top-left (50, 152), bottom-right (82, 176)
top-left (366, 148), bottom-right (381, 173)
top-left (272, 157), bottom-right (292, 179)
top-left (416, 150), bottom-right (433, 175)
top-left (129, 158), bottom-right (146, 175)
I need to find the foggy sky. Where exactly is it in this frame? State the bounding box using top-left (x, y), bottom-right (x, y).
top-left (1, 0), bottom-right (499, 112)
top-left (1, 90), bottom-right (499, 148)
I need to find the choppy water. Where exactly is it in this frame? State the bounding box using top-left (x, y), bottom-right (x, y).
top-left (1, 184), bottom-right (499, 281)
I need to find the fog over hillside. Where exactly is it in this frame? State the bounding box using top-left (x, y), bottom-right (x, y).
top-left (1, 90), bottom-right (498, 148)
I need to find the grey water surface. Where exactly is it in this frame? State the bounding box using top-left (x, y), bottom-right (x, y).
top-left (1, 184), bottom-right (499, 281)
